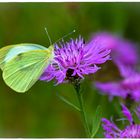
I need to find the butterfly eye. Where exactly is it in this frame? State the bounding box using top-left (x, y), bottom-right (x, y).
top-left (15, 53), bottom-right (23, 61)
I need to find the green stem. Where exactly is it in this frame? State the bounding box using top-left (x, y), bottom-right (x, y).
top-left (74, 82), bottom-right (91, 138)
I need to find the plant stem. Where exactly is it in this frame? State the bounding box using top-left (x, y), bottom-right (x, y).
top-left (74, 81), bottom-right (91, 138)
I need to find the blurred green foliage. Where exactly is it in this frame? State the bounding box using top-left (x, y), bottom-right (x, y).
top-left (0, 2), bottom-right (140, 138)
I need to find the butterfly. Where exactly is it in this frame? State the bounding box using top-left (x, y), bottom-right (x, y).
top-left (0, 43), bottom-right (54, 93)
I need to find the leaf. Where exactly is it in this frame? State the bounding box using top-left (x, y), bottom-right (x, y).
top-left (56, 93), bottom-right (81, 112)
top-left (91, 105), bottom-right (102, 138)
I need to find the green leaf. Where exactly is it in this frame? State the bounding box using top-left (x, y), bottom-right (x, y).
top-left (56, 93), bottom-right (81, 112)
top-left (91, 105), bottom-right (102, 138)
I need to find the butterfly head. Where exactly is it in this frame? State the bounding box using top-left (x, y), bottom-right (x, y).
top-left (48, 45), bottom-right (55, 59)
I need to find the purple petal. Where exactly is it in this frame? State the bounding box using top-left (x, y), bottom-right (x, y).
top-left (102, 118), bottom-right (121, 138)
top-left (95, 82), bottom-right (127, 99)
top-left (91, 32), bottom-right (138, 66)
top-left (121, 104), bottom-right (133, 124)
top-left (132, 90), bottom-right (140, 102)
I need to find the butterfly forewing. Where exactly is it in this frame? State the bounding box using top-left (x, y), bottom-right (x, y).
top-left (3, 50), bottom-right (53, 93)
top-left (0, 43), bottom-right (47, 70)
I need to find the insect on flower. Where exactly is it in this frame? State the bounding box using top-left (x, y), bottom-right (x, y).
top-left (0, 28), bottom-right (82, 93)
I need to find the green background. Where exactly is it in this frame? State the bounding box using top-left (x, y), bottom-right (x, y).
top-left (0, 2), bottom-right (140, 138)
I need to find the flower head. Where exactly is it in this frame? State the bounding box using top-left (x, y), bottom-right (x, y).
top-left (95, 64), bottom-right (140, 102)
top-left (93, 33), bottom-right (140, 102)
top-left (40, 36), bottom-right (111, 84)
top-left (120, 125), bottom-right (140, 138)
top-left (92, 32), bottom-right (138, 66)
top-left (102, 104), bottom-right (140, 138)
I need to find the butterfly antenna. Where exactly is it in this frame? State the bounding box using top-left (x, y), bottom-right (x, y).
top-left (44, 27), bottom-right (52, 45)
top-left (55, 30), bottom-right (76, 44)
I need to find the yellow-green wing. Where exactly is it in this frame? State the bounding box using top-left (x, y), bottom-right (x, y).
top-left (0, 43), bottom-right (47, 70)
top-left (2, 50), bottom-right (53, 93)
top-left (0, 45), bottom-right (15, 69)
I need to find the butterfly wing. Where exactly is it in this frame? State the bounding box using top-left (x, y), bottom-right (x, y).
top-left (0, 43), bottom-right (47, 70)
top-left (2, 49), bottom-right (54, 93)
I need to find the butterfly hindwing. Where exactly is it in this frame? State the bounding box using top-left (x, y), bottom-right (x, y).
top-left (3, 49), bottom-right (53, 93)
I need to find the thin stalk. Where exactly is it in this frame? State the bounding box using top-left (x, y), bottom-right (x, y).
top-left (74, 81), bottom-right (91, 137)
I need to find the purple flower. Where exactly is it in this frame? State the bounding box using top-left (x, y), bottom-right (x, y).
top-left (91, 32), bottom-right (138, 66)
top-left (121, 104), bottom-right (133, 124)
top-left (120, 125), bottom-right (140, 138)
top-left (95, 64), bottom-right (140, 102)
top-left (93, 33), bottom-right (140, 102)
top-left (40, 36), bottom-right (111, 84)
top-left (102, 104), bottom-right (140, 138)
top-left (102, 118), bottom-right (121, 138)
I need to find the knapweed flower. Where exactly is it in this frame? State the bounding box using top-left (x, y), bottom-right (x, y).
top-left (91, 32), bottom-right (138, 66)
top-left (102, 104), bottom-right (140, 138)
top-left (40, 36), bottom-right (111, 84)
top-left (95, 63), bottom-right (140, 102)
top-left (93, 33), bottom-right (140, 102)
